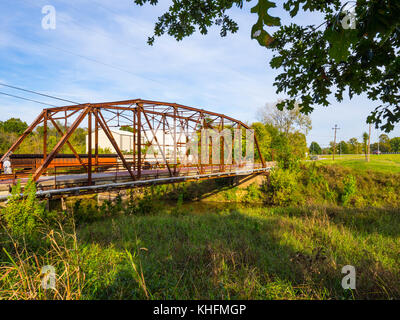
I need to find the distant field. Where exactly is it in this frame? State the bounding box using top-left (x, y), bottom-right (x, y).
top-left (316, 154), bottom-right (400, 174)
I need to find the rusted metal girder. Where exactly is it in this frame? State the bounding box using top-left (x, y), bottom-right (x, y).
top-left (48, 117), bottom-right (88, 171)
top-left (2, 99), bottom-right (266, 183)
top-left (0, 110), bottom-right (45, 165)
top-left (32, 106), bottom-right (91, 181)
top-left (94, 110), bottom-right (136, 180)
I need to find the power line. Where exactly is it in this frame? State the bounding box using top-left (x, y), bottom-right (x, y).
top-left (33, 41), bottom-right (163, 85)
top-left (0, 82), bottom-right (80, 105)
top-left (6, 28), bottom-right (163, 86)
top-left (0, 91), bottom-right (60, 107)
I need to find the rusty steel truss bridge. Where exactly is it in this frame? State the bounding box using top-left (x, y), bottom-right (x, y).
top-left (0, 99), bottom-right (272, 199)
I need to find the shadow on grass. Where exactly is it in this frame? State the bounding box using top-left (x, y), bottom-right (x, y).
top-left (279, 206), bottom-right (400, 238)
top-left (77, 207), bottom-right (400, 300)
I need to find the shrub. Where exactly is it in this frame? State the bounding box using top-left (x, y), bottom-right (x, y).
top-left (276, 144), bottom-right (300, 171)
top-left (262, 168), bottom-right (298, 206)
top-left (170, 194), bottom-right (188, 216)
top-left (134, 190), bottom-right (158, 215)
top-left (243, 183), bottom-right (262, 203)
top-left (341, 175), bottom-right (357, 206)
top-left (1, 179), bottom-right (50, 243)
top-left (73, 198), bottom-right (103, 224)
top-left (223, 188), bottom-right (238, 201)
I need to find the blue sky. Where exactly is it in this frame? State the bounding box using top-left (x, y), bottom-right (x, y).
top-left (0, 0), bottom-right (398, 147)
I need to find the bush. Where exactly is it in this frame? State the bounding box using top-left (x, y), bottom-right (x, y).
top-left (73, 198), bottom-right (103, 224)
top-left (341, 175), bottom-right (357, 206)
top-left (243, 183), bottom-right (262, 203)
top-left (262, 168), bottom-right (298, 206)
top-left (1, 179), bottom-right (50, 243)
top-left (276, 143), bottom-right (300, 171)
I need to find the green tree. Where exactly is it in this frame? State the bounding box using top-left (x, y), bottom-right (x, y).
top-left (390, 137), bottom-right (400, 152)
top-left (378, 133), bottom-right (391, 152)
top-left (348, 137), bottom-right (360, 154)
top-left (258, 100), bottom-right (312, 135)
top-left (309, 141), bottom-right (321, 155)
top-left (338, 140), bottom-right (350, 155)
top-left (362, 132), bottom-right (369, 160)
top-left (251, 122), bottom-right (272, 161)
top-left (0, 118), bottom-right (28, 135)
top-left (329, 141), bottom-right (338, 155)
top-left (288, 131), bottom-right (307, 159)
top-left (135, 0), bottom-right (400, 131)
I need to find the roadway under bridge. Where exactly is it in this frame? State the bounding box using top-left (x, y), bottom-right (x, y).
top-left (0, 99), bottom-right (272, 200)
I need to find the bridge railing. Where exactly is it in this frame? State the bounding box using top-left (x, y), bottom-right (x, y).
top-left (30, 161), bottom-right (267, 191)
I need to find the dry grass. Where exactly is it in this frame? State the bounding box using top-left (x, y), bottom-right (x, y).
top-left (0, 223), bottom-right (85, 300)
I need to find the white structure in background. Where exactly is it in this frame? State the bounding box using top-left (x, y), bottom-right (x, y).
top-left (85, 129), bottom-right (188, 163)
top-left (86, 129), bottom-right (134, 154)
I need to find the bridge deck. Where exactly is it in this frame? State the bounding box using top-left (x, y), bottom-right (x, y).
top-left (0, 164), bottom-right (274, 200)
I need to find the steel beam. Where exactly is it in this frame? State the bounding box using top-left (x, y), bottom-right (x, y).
top-left (32, 107), bottom-right (91, 181)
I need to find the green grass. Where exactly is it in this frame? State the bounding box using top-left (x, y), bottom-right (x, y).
top-left (3, 201), bottom-right (400, 299)
top-left (317, 154), bottom-right (400, 174)
top-left (73, 205), bottom-right (400, 299)
top-left (1, 162), bottom-right (400, 300)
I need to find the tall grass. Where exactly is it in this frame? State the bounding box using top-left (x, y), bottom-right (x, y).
top-left (0, 223), bottom-right (85, 300)
top-left (1, 164), bottom-right (399, 300)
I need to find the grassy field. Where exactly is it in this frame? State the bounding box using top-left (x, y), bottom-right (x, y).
top-left (1, 162), bottom-right (399, 300)
top-left (75, 205), bottom-right (400, 300)
top-left (316, 154), bottom-right (400, 174)
top-left (1, 203), bottom-right (399, 300)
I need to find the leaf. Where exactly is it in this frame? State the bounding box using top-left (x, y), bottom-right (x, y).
top-left (324, 27), bottom-right (358, 62)
top-left (251, 0), bottom-right (281, 47)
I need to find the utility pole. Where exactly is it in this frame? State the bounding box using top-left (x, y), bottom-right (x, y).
top-left (332, 124), bottom-right (340, 161)
top-left (367, 123), bottom-right (371, 162)
top-left (377, 131), bottom-right (380, 154)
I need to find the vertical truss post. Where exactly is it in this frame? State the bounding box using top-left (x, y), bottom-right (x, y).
top-left (137, 104), bottom-right (142, 179)
top-left (162, 115), bottom-right (166, 166)
top-left (43, 110), bottom-right (48, 161)
top-left (133, 109), bottom-right (136, 171)
top-left (94, 108), bottom-right (99, 171)
top-left (254, 133), bottom-right (265, 168)
top-left (199, 113), bottom-right (204, 174)
top-left (238, 123), bottom-right (242, 167)
top-left (88, 110), bottom-right (92, 185)
top-left (220, 117), bottom-right (224, 172)
top-left (173, 106), bottom-right (177, 175)
top-left (185, 119), bottom-right (189, 167)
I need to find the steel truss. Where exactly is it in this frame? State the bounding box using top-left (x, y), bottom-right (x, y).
top-left (0, 99), bottom-right (266, 183)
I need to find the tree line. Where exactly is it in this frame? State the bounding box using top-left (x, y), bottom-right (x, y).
top-left (0, 118), bottom-right (87, 155)
top-left (309, 134), bottom-right (400, 156)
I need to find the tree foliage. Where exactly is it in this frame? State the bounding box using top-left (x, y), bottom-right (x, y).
top-left (0, 118), bottom-right (87, 154)
top-left (135, 0), bottom-right (400, 132)
top-left (309, 141), bottom-right (321, 155)
top-left (258, 100), bottom-right (312, 135)
top-left (389, 137), bottom-right (400, 152)
top-left (0, 118), bottom-right (28, 135)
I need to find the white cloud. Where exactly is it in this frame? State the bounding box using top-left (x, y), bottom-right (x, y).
top-left (0, 0), bottom-right (398, 145)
